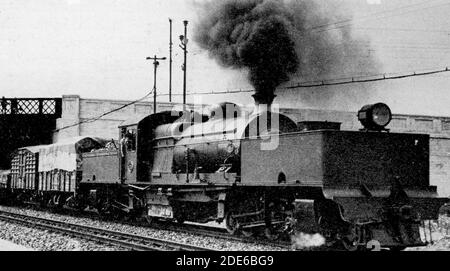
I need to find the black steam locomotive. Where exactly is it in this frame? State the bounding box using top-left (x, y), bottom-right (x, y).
top-left (0, 100), bottom-right (447, 250)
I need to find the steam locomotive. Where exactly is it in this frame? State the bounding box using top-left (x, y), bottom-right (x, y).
top-left (0, 98), bottom-right (447, 250)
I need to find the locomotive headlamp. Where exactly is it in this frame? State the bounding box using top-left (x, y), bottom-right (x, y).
top-left (358, 103), bottom-right (392, 131)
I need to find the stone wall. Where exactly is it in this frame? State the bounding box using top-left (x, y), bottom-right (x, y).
top-left (54, 95), bottom-right (200, 141)
top-left (430, 137), bottom-right (450, 197)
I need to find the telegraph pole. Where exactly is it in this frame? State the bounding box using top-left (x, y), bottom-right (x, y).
top-left (146, 55), bottom-right (166, 114)
top-left (169, 18), bottom-right (173, 103)
top-left (179, 20), bottom-right (189, 107)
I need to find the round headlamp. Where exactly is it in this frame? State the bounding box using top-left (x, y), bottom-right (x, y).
top-left (358, 103), bottom-right (392, 131)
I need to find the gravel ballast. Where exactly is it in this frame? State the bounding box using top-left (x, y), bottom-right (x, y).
top-left (2, 205), bottom-right (448, 251)
top-left (0, 220), bottom-right (120, 251)
top-left (0, 205), bottom-right (286, 251)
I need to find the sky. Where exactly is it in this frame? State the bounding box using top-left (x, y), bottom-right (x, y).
top-left (0, 0), bottom-right (450, 116)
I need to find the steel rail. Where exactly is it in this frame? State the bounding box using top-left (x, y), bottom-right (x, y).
top-left (149, 222), bottom-right (292, 250)
top-left (0, 210), bottom-right (214, 251)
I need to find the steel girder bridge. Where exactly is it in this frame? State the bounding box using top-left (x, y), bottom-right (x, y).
top-left (0, 97), bottom-right (62, 169)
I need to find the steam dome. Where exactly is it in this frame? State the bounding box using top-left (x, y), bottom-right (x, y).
top-left (207, 102), bottom-right (242, 119)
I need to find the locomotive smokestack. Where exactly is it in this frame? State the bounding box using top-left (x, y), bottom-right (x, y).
top-left (252, 88), bottom-right (276, 113)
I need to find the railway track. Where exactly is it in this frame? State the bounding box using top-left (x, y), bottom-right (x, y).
top-left (49, 207), bottom-right (293, 249)
top-left (154, 222), bottom-right (293, 250)
top-left (0, 210), bottom-right (215, 251)
top-left (0, 205), bottom-right (292, 250)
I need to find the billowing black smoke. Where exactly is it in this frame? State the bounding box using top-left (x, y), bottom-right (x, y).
top-left (194, 0), bottom-right (299, 105)
top-left (194, 0), bottom-right (380, 106)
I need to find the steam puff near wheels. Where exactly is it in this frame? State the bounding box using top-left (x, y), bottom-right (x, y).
top-left (291, 233), bottom-right (326, 250)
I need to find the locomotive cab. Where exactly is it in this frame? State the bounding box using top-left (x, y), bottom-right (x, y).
top-left (119, 123), bottom-right (138, 183)
top-left (118, 110), bottom-right (208, 185)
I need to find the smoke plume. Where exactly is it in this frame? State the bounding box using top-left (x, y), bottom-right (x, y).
top-left (194, 0), bottom-right (380, 105)
top-left (194, 0), bottom-right (298, 103)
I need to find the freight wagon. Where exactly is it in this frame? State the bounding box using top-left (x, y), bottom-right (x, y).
top-left (10, 146), bottom-right (40, 191)
top-left (8, 137), bottom-right (108, 206)
top-left (0, 170), bottom-right (10, 203)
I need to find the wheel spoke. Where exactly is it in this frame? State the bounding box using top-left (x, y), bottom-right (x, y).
top-left (225, 212), bottom-right (239, 235)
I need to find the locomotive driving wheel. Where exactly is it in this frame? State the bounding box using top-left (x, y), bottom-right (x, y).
top-left (317, 215), bottom-right (362, 251)
top-left (264, 226), bottom-right (281, 240)
top-left (263, 200), bottom-right (281, 241)
top-left (65, 196), bottom-right (87, 212)
top-left (341, 235), bottom-right (360, 251)
top-left (145, 215), bottom-right (155, 225)
top-left (174, 212), bottom-right (186, 225)
top-left (346, 228), bottom-right (363, 251)
top-left (97, 199), bottom-right (113, 219)
top-left (225, 212), bottom-right (239, 235)
top-left (173, 204), bottom-right (186, 225)
top-left (241, 229), bottom-right (255, 238)
top-left (48, 195), bottom-right (64, 211)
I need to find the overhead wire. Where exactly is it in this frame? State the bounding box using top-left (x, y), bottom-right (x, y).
top-left (54, 89), bottom-right (154, 132)
top-left (309, 0), bottom-right (450, 34)
top-left (178, 66), bottom-right (450, 96)
top-left (307, 0), bottom-right (436, 31)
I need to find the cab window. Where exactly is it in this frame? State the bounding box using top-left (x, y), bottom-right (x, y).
top-left (121, 128), bottom-right (136, 152)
